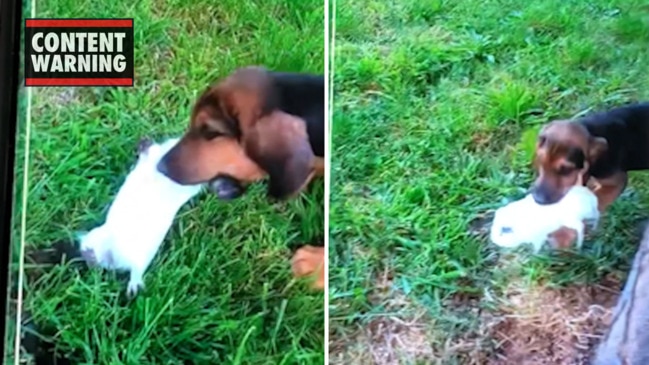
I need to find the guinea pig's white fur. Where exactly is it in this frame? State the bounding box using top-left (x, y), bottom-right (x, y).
top-left (78, 137), bottom-right (202, 297)
top-left (490, 185), bottom-right (599, 252)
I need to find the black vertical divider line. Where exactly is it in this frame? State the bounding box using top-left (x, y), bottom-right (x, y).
top-left (0, 0), bottom-right (25, 360)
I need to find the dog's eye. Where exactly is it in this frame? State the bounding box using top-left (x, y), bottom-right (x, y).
top-left (538, 135), bottom-right (547, 146)
top-left (199, 125), bottom-right (223, 140)
top-left (203, 130), bottom-right (222, 140)
top-left (557, 166), bottom-right (575, 176)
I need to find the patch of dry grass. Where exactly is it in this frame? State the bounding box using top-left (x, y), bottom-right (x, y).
top-left (330, 270), bottom-right (435, 365)
top-left (486, 275), bottom-right (620, 365)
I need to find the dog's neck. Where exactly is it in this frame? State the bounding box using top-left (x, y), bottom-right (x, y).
top-left (578, 103), bottom-right (649, 175)
top-left (269, 73), bottom-right (325, 157)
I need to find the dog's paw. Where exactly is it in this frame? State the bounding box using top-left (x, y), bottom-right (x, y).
top-left (587, 177), bottom-right (602, 192)
top-left (291, 245), bottom-right (324, 290)
top-left (126, 279), bottom-right (144, 298)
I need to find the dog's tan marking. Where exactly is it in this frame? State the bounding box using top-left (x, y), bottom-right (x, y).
top-left (593, 171), bottom-right (628, 213)
top-left (161, 136), bottom-right (266, 184)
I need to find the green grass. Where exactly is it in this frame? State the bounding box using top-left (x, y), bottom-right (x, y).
top-left (13, 0), bottom-right (324, 364)
top-left (330, 0), bottom-right (649, 363)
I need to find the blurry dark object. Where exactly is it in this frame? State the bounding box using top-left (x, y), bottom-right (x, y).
top-left (592, 223), bottom-right (649, 365)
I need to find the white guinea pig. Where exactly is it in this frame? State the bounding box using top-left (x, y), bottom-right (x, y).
top-left (490, 185), bottom-right (599, 252)
top-left (78, 137), bottom-right (203, 297)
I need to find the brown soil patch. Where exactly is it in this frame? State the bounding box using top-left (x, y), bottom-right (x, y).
top-left (486, 275), bottom-right (620, 365)
top-left (330, 258), bottom-right (622, 365)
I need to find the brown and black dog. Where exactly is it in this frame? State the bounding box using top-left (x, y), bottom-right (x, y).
top-left (532, 102), bottom-right (649, 246)
top-left (157, 66), bottom-right (325, 289)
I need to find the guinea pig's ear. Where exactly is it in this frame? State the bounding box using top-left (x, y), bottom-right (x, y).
top-left (137, 138), bottom-right (153, 155)
top-left (74, 231), bottom-right (88, 242)
top-left (243, 112), bottom-right (315, 200)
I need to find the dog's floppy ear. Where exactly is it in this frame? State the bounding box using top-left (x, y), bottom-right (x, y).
top-left (243, 111), bottom-right (315, 200)
top-left (190, 67), bottom-right (279, 139)
top-left (209, 67), bottom-right (278, 134)
top-left (536, 122), bottom-right (554, 148)
top-left (588, 136), bottom-right (608, 161)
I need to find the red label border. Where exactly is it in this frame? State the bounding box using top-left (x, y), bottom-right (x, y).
top-left (25, 19), bottom-right (133, 28)
top-left (25, 78), bottom-right (134, 86)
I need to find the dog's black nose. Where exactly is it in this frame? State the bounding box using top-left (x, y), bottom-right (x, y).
top-left (208, 176), bottom-right (244, 200)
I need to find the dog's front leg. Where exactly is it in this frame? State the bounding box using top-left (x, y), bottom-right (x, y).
top-left (594, 171), bottom-right (628, 213)
top-left (548, 225), bottom-right (579, 250)
top-left (291, 245), bottom-right (324, 290)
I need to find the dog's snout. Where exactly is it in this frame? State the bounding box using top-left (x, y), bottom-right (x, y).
top-left (157, 159), bottom-right (169, 176)
top-left (531, 184), bottom-right (562, 205)
top-left (156, 154), bottom-right (196, 185)
top-left (531, 189), bottom-right (551, 205)
top-left (155, 147), bottom-right (193, 184)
